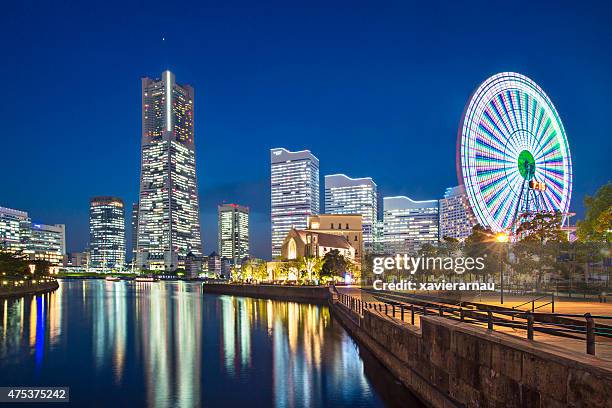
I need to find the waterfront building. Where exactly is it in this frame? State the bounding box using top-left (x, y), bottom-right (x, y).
top-left (136, 70), bottom-right (203, 271)
top-left (270, 148), bottom-right (319, 258)
top-left (439, 185), bottom-right (477, 241)
top-left (218, 203), bottom-right (249, 267)
top-left (23, 222), bottom-right (66, 265)
top-left (281, 228), bottom-right (355, 261)
top-left (382, 196), bottom-right (439, 253)
top-left (1, 206), bottom-right (66, 265)
top-left (208, 251), bottom-right (222, 276)
top-left (89, 196), bottom-right (126, 269)
top-left (306, 214), bottom-right (362, 261)
top-left (68, 251), bottom-right (89, 267)
top-left (0, 206), bottom-right (29, 253)
top-left (324, 174), bottom-right (377, 252)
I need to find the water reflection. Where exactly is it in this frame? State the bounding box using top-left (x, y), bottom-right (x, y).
top-left (0, 280), bottom-right (421, 407)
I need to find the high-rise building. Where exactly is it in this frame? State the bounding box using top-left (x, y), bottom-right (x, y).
top-left (218, 203), bottom-right (249, 266)
top-left (136, 70), bottom-right (202, 271)
top-left (131, 202), bottom-right (138, 262)
top-left (0, 206), bottom-right (29, 253)
top-left (382, 196), bottom-right (439, 253)
top-left (0, 206), bottom-right (65, 265)
top-left (270, 148), bottom-right (319, 258)
top-left (23, 222), bottom-right (66, 265)
top-left (324, 174), bottom-right (377, 252)
top-left (439, 185), bottom-right (477, 241)
top-left (89, 196), bottom-right (126, 269)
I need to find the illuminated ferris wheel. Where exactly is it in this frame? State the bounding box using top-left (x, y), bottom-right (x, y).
top-left (458, 72), bottom-right (573, 232)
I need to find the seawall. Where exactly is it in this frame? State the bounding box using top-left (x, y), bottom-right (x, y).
top-left (202, 283), bottom-right (330, 304)
top-left (329, 290), bottom-right (612, 408)
top-left (0, 279), bottom-right (59, 298)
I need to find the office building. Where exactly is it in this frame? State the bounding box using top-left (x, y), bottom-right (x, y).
top-left (89, 196), bottom-right (126, 269)
top-left (270, 148), bottom-right (319, 258)
top-left (306, 214), bottom-right (362, 261)
top-left (218, 203), bottom-right (249, 266)
top-left (0, 206), bottom-right (65, 265)
top-left (382, 196), bottom-right (439, 253)
top-left (0, 206), bottom-right (29, 253)
top-left (23, 222), bottom-right (66, 265)
top-left (324, 174), bottom-right (377, 253)
top-left (439, 185), bottom-right (477, 241)
top-left (136, 70), bottom-right (203, 271)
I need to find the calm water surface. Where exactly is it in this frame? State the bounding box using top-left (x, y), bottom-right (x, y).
top-left (0, 280), bottom-right (421, 407)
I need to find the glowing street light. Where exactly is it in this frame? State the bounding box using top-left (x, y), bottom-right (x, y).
top-left (496, 232), bottom-right (510, 243)
top-left (496, 232), bottom-right (510, 304)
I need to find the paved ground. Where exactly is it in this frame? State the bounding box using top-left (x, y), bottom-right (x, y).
top-left (335, 286), bottom-right (612, 361)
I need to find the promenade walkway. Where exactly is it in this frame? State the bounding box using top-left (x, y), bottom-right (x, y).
top-left (336, 286), bottom-right (612, 362)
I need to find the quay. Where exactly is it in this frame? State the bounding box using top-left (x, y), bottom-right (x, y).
top-left (0, 278), bottom-right (59, 298)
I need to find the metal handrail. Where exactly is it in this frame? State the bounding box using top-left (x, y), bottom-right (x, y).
top-left (336, 292), bottom-right (610, 356)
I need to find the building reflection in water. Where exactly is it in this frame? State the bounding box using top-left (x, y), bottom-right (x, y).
top-left (217, 296), bottom-right (369, 408)
top-left (0, 281), bottom-right (393, 408)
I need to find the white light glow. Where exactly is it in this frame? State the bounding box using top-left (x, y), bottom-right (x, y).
top-left (165, 70), bottom-right (172, 132)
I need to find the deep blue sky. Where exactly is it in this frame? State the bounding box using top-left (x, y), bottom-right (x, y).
top-left (1, 1), bottom-right (611, 259)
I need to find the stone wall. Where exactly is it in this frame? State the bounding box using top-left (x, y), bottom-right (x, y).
top-left (202, 283), bottom-right (329, 304)
top-left (330, 292), bottom-right (612, 408)
top-left (0, 280), bottom-right (59, 298)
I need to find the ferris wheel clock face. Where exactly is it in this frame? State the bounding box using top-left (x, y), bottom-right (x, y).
top-left (458, 72), bottom-right (573, 232)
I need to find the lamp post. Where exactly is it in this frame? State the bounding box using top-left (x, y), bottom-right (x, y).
top-left (496, 232), bottom-right (509, 304)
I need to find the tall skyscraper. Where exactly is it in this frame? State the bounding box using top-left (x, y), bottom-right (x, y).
top-left (136, 71), bottom-right (202, 271)
top-left (218, 203), bottom-right (249, 266)
top-left (382, 196), bottom-right (439, 253)
top-left (89, 196), bottom-right (126, 269)
top-left (324, 174), bottom-right (377, 252)
top-left (270, 148), bottom-right (319, 258)
top-left (439, 185), bottom-right (477, 241)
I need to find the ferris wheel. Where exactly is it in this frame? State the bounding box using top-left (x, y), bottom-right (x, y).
top-left (458, 72), bottom-right (573, 232)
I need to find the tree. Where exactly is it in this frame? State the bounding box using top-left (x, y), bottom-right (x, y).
top-left (321, 250), bottom-right (347, 280)
top-left (298, 256), bottom-right (324, 284)
top-left (516, 211), bottom-right (567, 244)
top-left (577, 182), bottom-right (612, 242)
top-left (464, 225), bottom-right (499, 281)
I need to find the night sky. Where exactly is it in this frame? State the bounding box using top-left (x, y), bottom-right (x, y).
top-left (1, 1), bottom-right (610, 259)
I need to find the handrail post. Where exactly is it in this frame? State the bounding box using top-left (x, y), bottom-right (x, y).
top-left (460, 307), bottom-right (464, 322)
top-left (487, 311), bottom-right (493, 330)
top-left (401, 305), bottom-right (405, 321)
top-left (422, 305), bottom-right (427, 316)
top-left (385, 304), bottom-right (388, 315)
top-left (438, 305), bottom-right (443, 316)
top-left (392, 304), bottom-right (396, 317)
top-left (411, 305), bottom-right (415, 325)
top-left (551, 294), bottom-right (555, 313)
top-left (527, 312), bottom-right (534, 340)
top-left (585, 313), bottom-right (595, 355)
top-left (532, 300), bottom-right (534, 313)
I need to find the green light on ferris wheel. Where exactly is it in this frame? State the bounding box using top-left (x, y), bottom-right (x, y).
top-left (517, 150), bottom-right (535, 180)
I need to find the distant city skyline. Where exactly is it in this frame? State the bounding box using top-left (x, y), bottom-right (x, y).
top-left (1, 1), bottom-right (611, 259)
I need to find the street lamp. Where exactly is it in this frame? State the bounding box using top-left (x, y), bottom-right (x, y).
top-left (496, 232), bottom-right (509, 304)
